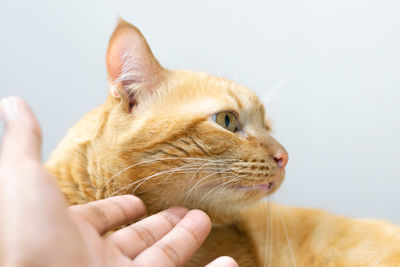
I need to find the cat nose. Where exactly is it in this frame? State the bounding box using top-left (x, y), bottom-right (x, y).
top-left (273, 149), bottom-right (288, 169)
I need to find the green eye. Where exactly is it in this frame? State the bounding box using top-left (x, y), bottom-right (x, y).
top-left (214, 111), bottom-right (238, 132)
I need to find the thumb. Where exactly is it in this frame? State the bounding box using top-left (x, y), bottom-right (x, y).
top-left (0, 96), bottom-right (42, 164)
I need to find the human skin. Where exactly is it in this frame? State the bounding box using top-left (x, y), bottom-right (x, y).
top-left (0, 96), bottom-right (237, 267)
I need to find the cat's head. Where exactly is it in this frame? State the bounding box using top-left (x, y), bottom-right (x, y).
top-left (98, 19), bottom-right (288, 223)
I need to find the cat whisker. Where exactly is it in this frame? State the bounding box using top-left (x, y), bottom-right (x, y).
top-left (261, 75), bottom-right (292, 105)
top-left (186, 161), bottom-right (231, 189)
top-left (210, 175), bottom-right (246, 200)
top-left (207, 174), bottom-right (248, 223)
top-left (128, 172), bottom-right (235, 197)
top-left (109, 164), bottom-right (231, 197)
top-left (108, 163), bottom-right (204, 197)
top-left (196, 175), bottom-right (246, 205)
top-left (132, 167), bottom-right (234, 196)
top-left (264, 198), bottom-right (269, 267)
top-left (188, 173), bottom-right (242, 194)
top-left (109, 160), bottom-right (234, 197)
top-left (274, 197), bottom-right (283, 267)
top-left (268, 198), bottom-right (274, 267)
top-left (130, 160), bottom-right (234, 194)
top-left (185, 168), bottom-right (234, 201)
top-left (237, 179), bottom-right (252, 200)
top-left (102, 157), bottom-right (234, 192)
top-left (276, 200), bottom-right (297, 267)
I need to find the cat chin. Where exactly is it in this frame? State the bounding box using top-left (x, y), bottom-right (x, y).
top-left (178, 192), bottom-right (267, 225)
top-left (204, 198), bottom-right (265, 226)
top-left (196, 178), bottom-right (283, 224)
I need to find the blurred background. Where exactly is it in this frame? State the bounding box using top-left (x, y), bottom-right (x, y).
top-left (1, 0), bottom-right (399, 222)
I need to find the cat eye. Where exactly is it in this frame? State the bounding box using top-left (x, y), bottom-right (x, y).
top-left (214, 111), bottom-right (239, 132)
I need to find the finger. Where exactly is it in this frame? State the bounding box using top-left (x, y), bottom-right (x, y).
top-left (106, 206), bottom-right (188, 259)
top-left (205, 256), bottom-right (238, 267)
top-left (69, 195), bottom-right (146, 235)
top-left (132, 209), bottom-right (211, 267)
top-left (0, 96), bottom-right (42, 164)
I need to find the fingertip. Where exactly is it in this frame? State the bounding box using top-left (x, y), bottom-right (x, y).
top-left (206, 256), bottom-right (238, 267)
top-left (190, 209), bottom-right (212, 231)
top-left (0, 97), bottom-right (42, 162)
top-left (0, 96), bottom-right (42, 141)
top-left (0, 96), bottom-right (41, 134)
top-left (180, 209), bottom-right (212, 238)
top-left (0, 96), bottom-right (21, 123)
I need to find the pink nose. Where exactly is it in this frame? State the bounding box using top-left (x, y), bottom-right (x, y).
top-left (273, 150), bottom-right (288, 169)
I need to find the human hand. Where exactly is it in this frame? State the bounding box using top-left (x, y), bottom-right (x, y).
top-left (0, 97), bottom-right (237, 267)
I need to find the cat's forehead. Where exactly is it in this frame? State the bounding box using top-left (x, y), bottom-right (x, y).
top-left (166, 70), bottom-right (266, 117)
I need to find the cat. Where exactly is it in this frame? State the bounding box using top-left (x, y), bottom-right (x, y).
top-left (46, 19), bottom-right (400, 266)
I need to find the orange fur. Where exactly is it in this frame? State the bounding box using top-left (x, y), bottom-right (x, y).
top-left (240, 203), bottom-right (400, 266)
top-left (46, 19), bottom-right (400, 266)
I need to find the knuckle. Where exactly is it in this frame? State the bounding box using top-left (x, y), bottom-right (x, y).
top-left (155, 243), bottom-right (180, 266)
top-left (110, 198), bottom-right (130, 223)
top-left (127, 224), bottom-right (157, 247)
top-left (158, 213), bottom-right (178, 229)
top-left (111, 195), bottom-right (146, 219)
top-left (177, 224), bottom-right (201, 247)
top-left (88, 204), bottom-right (109, 234)
top-left (110, 195), bottom-right (146, 223)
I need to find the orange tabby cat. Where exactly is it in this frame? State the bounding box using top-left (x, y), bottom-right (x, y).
top-left (46, 19), bottom-right (400, 266)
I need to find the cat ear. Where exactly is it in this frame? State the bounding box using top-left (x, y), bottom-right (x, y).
top-left (106, 18), bottom-right (165, 111)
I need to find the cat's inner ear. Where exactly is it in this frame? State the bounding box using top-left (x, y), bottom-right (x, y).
top-left (106, 18), bottom-right (165, 111)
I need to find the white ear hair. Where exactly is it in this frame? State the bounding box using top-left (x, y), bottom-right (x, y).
top-left (106, 19), bottom-right (165, 109)
top-left (108, 78), bottom-right (120, 98)
top-left (115, 46), bottom-right (156, 93)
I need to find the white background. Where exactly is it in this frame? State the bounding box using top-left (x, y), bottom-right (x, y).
top-left (1, 1), bottom-right (399, 222)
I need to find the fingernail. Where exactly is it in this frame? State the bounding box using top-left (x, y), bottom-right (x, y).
top-left (0, 97), bottom-right (19, 123)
